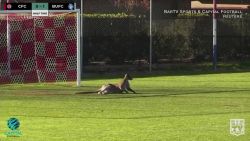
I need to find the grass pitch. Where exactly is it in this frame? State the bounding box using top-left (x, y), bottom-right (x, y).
top-left (0, 71), bottom-right (250, 141)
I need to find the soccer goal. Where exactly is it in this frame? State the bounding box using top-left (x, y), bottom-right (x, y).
top-left (0, 10), bottom-right (81, 86)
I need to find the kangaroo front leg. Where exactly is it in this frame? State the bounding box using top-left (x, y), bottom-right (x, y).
top-left (122, 90), bottom-right (129, 94)
top-left (127, 87), bottom-right (136, 94)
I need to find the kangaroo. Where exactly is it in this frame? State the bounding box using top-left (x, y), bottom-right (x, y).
top-left (98, 74), bottom-right (136, 95)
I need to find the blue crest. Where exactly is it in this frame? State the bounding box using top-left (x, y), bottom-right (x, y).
top-left (7, 118), bottom-right (20, 130)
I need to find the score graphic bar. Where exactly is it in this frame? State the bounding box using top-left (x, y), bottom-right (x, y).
top-left (5, 3), bottom-right (75, 10)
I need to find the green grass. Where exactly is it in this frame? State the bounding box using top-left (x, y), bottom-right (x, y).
top-left (0, 71), bottom-right (250, 141)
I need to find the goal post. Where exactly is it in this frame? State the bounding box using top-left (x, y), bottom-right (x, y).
top-left (0, 9), bottom-right (82, 86)
top-left (76, 10), bottom-right (81, 87)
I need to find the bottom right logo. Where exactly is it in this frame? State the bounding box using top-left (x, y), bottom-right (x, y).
top-left (5, 118), bottom-right (22, 137)
top-left (230, 119), bottom-right (245, 136)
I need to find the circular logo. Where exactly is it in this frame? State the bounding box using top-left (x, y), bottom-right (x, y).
top-left (68, 3), bottom-right (74, 10)
top-left (7, 118), bottom-right (20, 130)
top-left (7, 4), bottom-right (12, 9)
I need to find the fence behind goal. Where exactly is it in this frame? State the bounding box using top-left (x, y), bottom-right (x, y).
top-left (0, 11), bottom-right (79, 84)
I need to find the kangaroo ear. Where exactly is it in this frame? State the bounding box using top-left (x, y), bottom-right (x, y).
top-left (125, 73), bottom-right (133, 80)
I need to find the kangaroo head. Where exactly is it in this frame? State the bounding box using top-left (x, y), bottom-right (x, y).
top-left (124, 73), bottom-right (133, 80)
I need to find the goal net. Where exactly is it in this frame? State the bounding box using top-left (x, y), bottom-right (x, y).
top-left (0, 12), bottom-right (79, 84)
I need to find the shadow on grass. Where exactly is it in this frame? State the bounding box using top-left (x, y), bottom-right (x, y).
top-left (77, 89), bottom-right (250, 99)
top-left (12, 110), bottom-right (250, 120)
top-left (84, 69), bottom-right (250, 81)
top-left (82, 62), bottom-right (250, 80)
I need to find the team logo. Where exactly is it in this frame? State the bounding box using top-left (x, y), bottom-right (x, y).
top-left (7, 4), bottom-right (12, 9)
top-left (5, 118), bottom-right (22, 137)
top-left (68, 3), bottom-right (74, 10)
top-left (230, 119), bottom-right (245, 136)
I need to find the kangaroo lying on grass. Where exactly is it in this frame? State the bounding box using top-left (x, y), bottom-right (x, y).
top-left (98, 74), bottom-right (136, 95)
